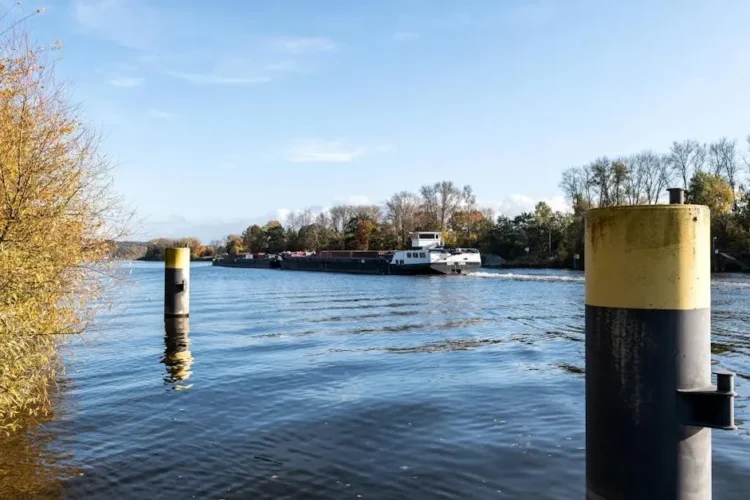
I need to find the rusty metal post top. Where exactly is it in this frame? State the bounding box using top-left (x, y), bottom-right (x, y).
top-left (667, 187), bottom-right (685, 204)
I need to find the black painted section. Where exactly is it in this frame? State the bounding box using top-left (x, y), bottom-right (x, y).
top-left (212, 258), bottom-right (279, 269)
top-left (214, 256), bottom-right (481, 275)
top-left (280, 257), bottom-right (392, 274)
top-left (586, 305), bottom-right (711, 500)
top-left (164, 267), bottom-right (188, 317)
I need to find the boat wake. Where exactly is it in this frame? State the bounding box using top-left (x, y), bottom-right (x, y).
top-left (470, 271), bottom-right (584, 283)
top-left (712, 280), bottom-right (750, 290)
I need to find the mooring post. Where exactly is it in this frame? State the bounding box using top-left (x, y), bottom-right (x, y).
top-left (585, 189), bottom-right (736, 500)
top-left (164, 247), bottom-right (190, 318)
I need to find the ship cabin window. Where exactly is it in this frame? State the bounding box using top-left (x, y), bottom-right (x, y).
top-left (420, 252), bottom-right (426, 258)
top-left (407, 252), bottom-right (412, 258)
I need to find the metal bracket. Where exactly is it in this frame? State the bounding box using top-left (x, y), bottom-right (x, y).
top-left (677, 371), bottom-right (737, 430)
top-left (175, 280), bottom-right (186, 292)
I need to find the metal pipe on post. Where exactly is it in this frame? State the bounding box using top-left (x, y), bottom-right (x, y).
top-left (585, 188), bottom-right (736, 500)
top-left (165, 247), bottom-right (190, 318)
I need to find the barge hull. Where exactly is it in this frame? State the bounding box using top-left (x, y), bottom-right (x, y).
top-left (212, 259), bottom-right (279, 269)
top-left (213, 257), bottom-right (479, 275)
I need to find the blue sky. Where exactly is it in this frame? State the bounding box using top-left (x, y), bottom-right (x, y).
top-left (19, 0), bottom-right (750, 241)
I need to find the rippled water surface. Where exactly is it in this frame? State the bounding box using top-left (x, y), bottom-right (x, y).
top-left (2, 263), bottom-right (749, 499)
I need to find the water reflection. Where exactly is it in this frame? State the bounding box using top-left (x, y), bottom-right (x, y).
top-left (162, 318), bottom-right (193, 389)
top-left (0, 420), bottom-right (75, 499)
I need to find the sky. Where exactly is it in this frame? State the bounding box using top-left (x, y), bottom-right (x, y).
top-left (16, 0), bottom-right (750, 241)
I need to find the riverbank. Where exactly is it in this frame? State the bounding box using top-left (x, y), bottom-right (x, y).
top-left (137, 256), bottom-right (214, 262)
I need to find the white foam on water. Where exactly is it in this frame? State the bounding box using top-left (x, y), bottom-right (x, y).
top-left (469, 271), bottom-right (584, 283)
top-left (712, 280), bottom-right (750, 289)
top-left (470, 272), bottom-right (750, 288)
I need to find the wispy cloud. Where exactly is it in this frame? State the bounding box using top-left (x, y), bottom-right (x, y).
top-left (391, 32), bottom-right (419, 42)
top-left (109, 76), bottom-right (144, 88)
top-left (268, 36), bottom-right (337, 55)
top-left (279, 140), bottom-right (392, 164)
top-left (162, 53), bottom-right (316, 86)
top-left (73, 0), bottom-right (160, 50)
top-left (147, 109), bottom-right (174, 119)
top-left (165, 71), bottom-right (271, 86)
top-left (333, 195), bottom-right (372, 205)
top-left (281, 140), bottom-right (362, 163)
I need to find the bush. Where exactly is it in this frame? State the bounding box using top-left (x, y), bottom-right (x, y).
top-left (0, 27), bottom-right (126, 432)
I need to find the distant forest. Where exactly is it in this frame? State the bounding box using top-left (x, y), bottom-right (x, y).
top-left (122, 135), bottom-right (750, 270)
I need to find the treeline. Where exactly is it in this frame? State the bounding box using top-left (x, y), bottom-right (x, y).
top-left (139, 238), bottom-right (216, 261)
top-left (220, 181), bottom-right (491, 255)
top-left (212, 180), bottom-right (579, 267)
top-left (560, 136), bottom-right (750, 266)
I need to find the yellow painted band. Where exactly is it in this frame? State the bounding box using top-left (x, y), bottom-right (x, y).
top-left (165, 247), bottom-right (190, 269)
top-left (585, 205), bottom-right (710, 310)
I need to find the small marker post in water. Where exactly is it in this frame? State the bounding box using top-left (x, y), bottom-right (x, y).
top-left (585, 187), bottom-right (736, 500)
top-left (164, 247), bottom-right (190, 318)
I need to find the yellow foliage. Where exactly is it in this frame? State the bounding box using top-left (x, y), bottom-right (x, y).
top-left (0, 31), bottom-right (127, 431)
top-left (688, 171), bottom-right (734, 214)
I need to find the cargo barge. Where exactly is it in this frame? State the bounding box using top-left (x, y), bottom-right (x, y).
top-left (213, 232), bottom-right (481, 275)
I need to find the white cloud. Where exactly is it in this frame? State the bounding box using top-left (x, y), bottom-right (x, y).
top-left (274, 208), bottom-right (292, 224)
top-left (391, 32), bottom-right (419, 41)
top-left (73, 0), bottom-right (160, 50)
top-left (269, 36), bottom-right (337, 54)
top-left (279, 140), bottom-right (394, 163)
top-left (480, 194), bottom-right (569, 217)
top-left (147, 109), bottom-right (174, 119)
top-left (333, 195), bottom-right (372, 205)
top-left (280, 140), bottom-right (363, 163)
top-left (109, 76), bottom-right (144, 87)
top-left (164, 71), bottom-right (271, 86)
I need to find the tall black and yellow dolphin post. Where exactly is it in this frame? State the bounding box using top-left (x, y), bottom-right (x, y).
top-left (585, 189), bottom-right (736, 500)
top-left (164, 247), bottom-right (190, 318)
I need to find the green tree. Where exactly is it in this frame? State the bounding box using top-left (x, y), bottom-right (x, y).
top-left (242, 225), bottom-right (266, 253)
top-left (225, 234), bottom-right (244, 256)
top-left (265, 221), bottom-right (286, 253)
top-left (687, 171), bottom-right (734, 214)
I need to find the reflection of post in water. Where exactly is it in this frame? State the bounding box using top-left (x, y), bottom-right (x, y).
top-left (163, 317), bottom-right (193, 389)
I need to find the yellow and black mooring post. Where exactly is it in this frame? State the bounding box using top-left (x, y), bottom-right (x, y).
top-left (585, 189), bottom-right (736, 500)
top-left (164, 247), bottom-right (190, 318)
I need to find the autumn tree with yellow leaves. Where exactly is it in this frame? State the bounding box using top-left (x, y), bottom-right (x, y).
top-left (0, 25), bottom-right (127, 431)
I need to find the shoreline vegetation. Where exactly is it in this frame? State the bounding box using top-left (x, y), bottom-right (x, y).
top-left (123, 142), bottom-right (750, 273)
top-left (0, 17), bottom-right (127, 432)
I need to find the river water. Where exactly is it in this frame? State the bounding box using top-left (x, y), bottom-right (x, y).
top-left (1, 262), bottom-right (749, 499)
